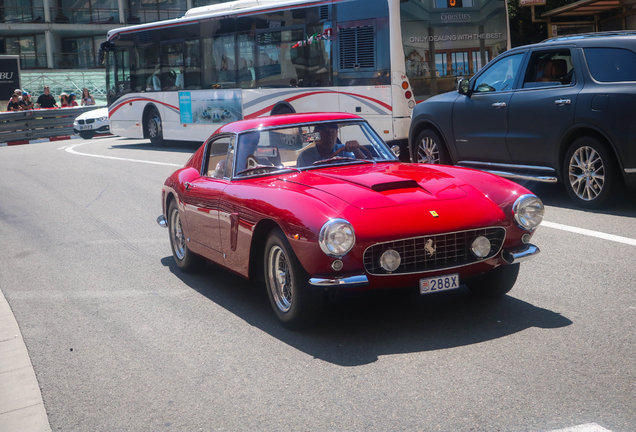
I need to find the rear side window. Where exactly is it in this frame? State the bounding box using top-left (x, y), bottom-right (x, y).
top-left (584, 48), bottom-right (636, 82)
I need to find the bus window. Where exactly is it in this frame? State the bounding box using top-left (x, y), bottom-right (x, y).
top-left (237, 33), bottom-right (255, 89)
top-left (184, 39), bottom-right (201, 89)
top-left (161, 42), bottom-right (183, 90)
top-left (256, 28), bottom-right (304, 88)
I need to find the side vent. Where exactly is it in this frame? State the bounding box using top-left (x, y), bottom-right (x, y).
top-left (338, 24), bottom-right (375, 70)
top-left (319, 5), bottom-right (330, 21)
top-left (139, 31), bottom-right (153, 44)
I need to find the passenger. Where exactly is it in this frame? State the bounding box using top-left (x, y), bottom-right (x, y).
top-left (296, 123), bottom-right (365, 167)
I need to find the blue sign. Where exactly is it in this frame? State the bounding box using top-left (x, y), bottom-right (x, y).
top-left (179, 92), bottom-right (192, 123)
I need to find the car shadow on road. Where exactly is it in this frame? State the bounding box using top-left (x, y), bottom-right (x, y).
top-left (110, 138), bottom-right (201, 153)
top-left (161, 256), bottom-right (572, 367)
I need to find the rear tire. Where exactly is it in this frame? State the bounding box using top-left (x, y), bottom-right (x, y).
top-left (79, 131), bottom-right (94, 140)
top-left (264, 229), bottom-right (323, 329)
top-left (467, 264), bottom-right (519, 298)
top-left (412, 129), bottom-right (450, 165)
top-left (147, 107), bottom-right (164, 147)
top-left (563, 137), bottom-right (616, 209)
top-left (168, 200), bottom-right (204, 272)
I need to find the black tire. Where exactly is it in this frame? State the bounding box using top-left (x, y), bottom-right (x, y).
top-left (467, 264), bottom-right (519, 298)
top-left (79, 131), bottom-right (95, 140)
top-left (167, 200), bottom-right (204, 272)
top-left (412, 129), bottom-right (450, 165)
top-left (264, 229), bottom-right (323, 329)
top-left (563, 137), bottom-right (616, 209)
top-left (147, 107), bottom-right (164, 147)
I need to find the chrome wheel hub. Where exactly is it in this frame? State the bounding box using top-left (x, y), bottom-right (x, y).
top-left (568, 146), bottom-right (605, 201)
top-left (417, 137), bottom-right (440, 164)
top-left (268, 245), bottom-right (292, 313)
top-left (170, 209), bottom-right (186, 260)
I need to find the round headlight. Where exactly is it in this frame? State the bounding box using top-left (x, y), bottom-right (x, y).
top-left (319, 218), bottom-right (355, 257)
top-left (513, 194), bottom-right (545, 230)
top-left (380, 249), bottom-right (401, 272)
top-left (471, 236), bottom-right (491, 258)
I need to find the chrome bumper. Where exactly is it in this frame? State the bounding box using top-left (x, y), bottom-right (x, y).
top-left (156, 215), bottom-right (167, 228)
top-left (309, 274), bottom-right (369, 288)
top-left (502, 244), bottom-right (540, 264)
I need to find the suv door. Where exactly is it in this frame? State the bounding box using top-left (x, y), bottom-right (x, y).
top-left (452, 52), bottom-right (525, 163)
top-left (506, 48), bottom-right (583, 167)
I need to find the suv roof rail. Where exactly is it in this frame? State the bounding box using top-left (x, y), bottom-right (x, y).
top-left (543, 30), bottom-right (636, 43)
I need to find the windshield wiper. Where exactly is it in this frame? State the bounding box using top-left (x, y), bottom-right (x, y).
top-left (312, 157), bottom-right (374, 166)
top-left (236, 165), bottom-right (299, 176)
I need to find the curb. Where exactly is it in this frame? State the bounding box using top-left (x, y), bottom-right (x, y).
top-left (0, 289), bottom-right (51, 432)
top-left (0, 135), bottom-right (81, 147)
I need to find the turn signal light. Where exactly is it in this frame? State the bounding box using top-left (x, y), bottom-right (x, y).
top-left (401, 81), bottom-right (409, 89)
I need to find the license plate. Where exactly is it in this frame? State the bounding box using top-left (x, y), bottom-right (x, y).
top-left (420, 273), bottom-right (459, 294)
top-left (79, 125), bottom-right (93, 130)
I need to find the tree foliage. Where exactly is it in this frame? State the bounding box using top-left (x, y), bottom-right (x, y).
top-left (508, 0), bottom-right (575, 47)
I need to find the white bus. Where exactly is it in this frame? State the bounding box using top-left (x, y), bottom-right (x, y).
top-left (101, 0), bottom-right (415, 150)
top-left (101, 0), bottom-right (509, 149)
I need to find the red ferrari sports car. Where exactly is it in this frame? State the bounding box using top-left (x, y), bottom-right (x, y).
top-left (158, 113), bottom-right (544, 328)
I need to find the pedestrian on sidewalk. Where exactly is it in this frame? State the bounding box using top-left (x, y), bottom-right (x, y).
top-left (36, 86), bottom-right (58, 108)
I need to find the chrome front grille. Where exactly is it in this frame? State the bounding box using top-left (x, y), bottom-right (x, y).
top-left (86, 118), bottom-right (95, 124)
top-left (78, 119), bottom-right (85, 125)
top-left (363, 227), bottom-right (506, 275)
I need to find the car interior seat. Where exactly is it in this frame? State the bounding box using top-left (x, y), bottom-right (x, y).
top-left (536, 59), bottom-right (567, 83)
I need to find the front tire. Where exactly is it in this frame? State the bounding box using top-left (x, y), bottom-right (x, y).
top-left (147, 108), bottom-right (164, 147)
top-left (264, 229), bottom-right (323, 329)
top-left (413, 129), bottom-right (450, 164)
top-left (563, 137), bottom-right (616, 208)
top-left (467, 264), bottom-right (519, 298)
top-left (79, 131), bottom-right (94, 139)
top-left (168, 200), bottom-right (203, 272)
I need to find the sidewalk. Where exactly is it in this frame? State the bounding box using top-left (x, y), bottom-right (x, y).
top-left (0, 289), bottom-right (51, 432)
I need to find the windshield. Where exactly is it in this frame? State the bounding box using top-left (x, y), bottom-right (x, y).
top-left (231, 121), bottom-right (398, 178)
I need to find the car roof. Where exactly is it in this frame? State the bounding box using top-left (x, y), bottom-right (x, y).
top-left (214, 112), bottom-right (364, 134)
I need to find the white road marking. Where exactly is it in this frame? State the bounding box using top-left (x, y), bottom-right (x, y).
top-left (63, 141), bottom-right (181, 167)
top-left (542, 221), bottom-right (636, 247)
top-left (548, 423), bottom-right (612, 432)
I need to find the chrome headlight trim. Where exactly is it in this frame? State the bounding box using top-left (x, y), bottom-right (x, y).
top-left (319, 218), bottom-right (355, 258)
top-left (513, 194), bottom-right (545, 231)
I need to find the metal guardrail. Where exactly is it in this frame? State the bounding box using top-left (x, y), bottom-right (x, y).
top-left (0, 106), bottom-right (105, 143)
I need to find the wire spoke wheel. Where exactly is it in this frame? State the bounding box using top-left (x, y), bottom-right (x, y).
top-left (267, 245), bottom-right (293, 313)
top-left (568, 145), bottom-right (605, 201)
top-left (169, 208), bottom-right (186, 260)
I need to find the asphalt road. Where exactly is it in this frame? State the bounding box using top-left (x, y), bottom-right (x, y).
top-left (1, 136), bottom-right (635, 432)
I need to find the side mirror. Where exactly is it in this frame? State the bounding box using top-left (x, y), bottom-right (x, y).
top-left (390, 145), bottom-right (401, 158)
top-left (457, 78), bottom-right (471, 96)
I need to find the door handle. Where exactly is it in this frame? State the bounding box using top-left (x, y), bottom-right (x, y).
top-left (492, 102), bottom-right (507, 107)
top-left (555, 99), bottom-right (571, 105)
top-left (184, 182), bottom-right (194, 191)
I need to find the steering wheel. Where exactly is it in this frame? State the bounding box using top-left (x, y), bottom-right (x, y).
top-left (331, 142), bottom-right (373, 159)
top-left (245, 154), bottom-right (259, 169)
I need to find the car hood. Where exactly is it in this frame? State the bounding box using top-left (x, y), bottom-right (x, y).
top-left (76, 107), bottom-right (108, 121)
top-left (283, 163), bottom-right (469, 209)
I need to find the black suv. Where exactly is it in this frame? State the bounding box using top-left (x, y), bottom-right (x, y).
top-left (408, 31), bottom-right (636, 208)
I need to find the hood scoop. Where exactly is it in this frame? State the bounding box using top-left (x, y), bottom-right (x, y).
top-left (370, 180), bottom-right (420, 193)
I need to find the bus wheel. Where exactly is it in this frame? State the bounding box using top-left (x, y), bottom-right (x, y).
top-left (147, 108), bottom-right (164, 146)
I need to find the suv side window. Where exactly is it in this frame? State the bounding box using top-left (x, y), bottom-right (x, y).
top-left (522, 50), bottom-right (574, 89)
top-left (584, 48), bottom-right (636, 82)
top-left (473, 53), bottom-right (524, 93)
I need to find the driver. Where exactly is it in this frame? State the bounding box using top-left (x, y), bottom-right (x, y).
top-left (296, 123), bottom-right (365, 167)
top-left (237, 131), bottom-right (261, 170)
